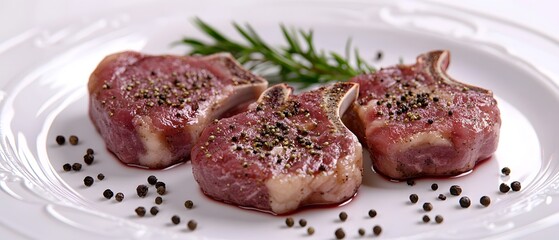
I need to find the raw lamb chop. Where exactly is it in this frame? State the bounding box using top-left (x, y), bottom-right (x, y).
top-left (344, 50), bottom-right (501, 180)
top-left (88, 51), bottom-right (267, 169)
top-left (191, 83), bottom-right (362, 214)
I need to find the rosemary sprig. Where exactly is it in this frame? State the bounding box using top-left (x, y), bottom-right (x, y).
top-left (179, 18), bottom-right (375, 86)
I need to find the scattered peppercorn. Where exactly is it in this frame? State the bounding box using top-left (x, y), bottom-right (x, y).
top-left (422, 215), bottom-right (430, 223)
top-left (358, 228), bottom-right (365, 236)
top-left (299, 219), bottom-right (307, 227)
top-left (103, 189), bottom-right (114, 199)
top-left (427, 119), bottom-right (434, 124)
top-left (376, 51), bottom-right (383, 61)
top-left (450, 185), bottom-right (462, 196)
top-left (431, 183), bottom-right (438, 191)
top-left (438, 194), bottom-right (447, 201)
top-left (115, 192), bottom-right (124, 202)
top-left (423, 202), bottom-right (433, 211)
top-left (368, 209), bottom-right (377, 218)
top-left (480, 196), bottom-right (491, 207)
top-left (69, 135), bottom-right (79, 145)
top-left (63, 163), bottom-right (71, 172)
top-left (184, 200), bottom-right (194, 209)
top-left (135, 206), bottom-right (146, 217)
top-left (150, 206), bottom-right (159, 216)
top-left (171, 215), bottom-right (180, 225)
top-left (156, 186), bottom-right (166, 195)
top-left (97, 173), bottom-right (105, 180)
top-left (136, 185), bottom-right (148, 198)
top-left (83, 176), bottom-right (94, 187)
top-left (511, 181), bottom-right (521, 191)
top-left (501, 167), bottom-right (511, 176)
top-left (373, 225), bottom-right (382, 236)
top-left (307, 227), bottom-right (315, 235)
top-left (86, 148), bottom-right (94, 155)
top-left (339, 211), bottom-right (348, 221)
top-left (335, 228), bottom-right (345, 239)
top-left (285, 217), bottom-right (294, 227)
top-left (56, 135), bottom-right (65, 145)
top-left (409, 194), bottom-right (419, 203)
top-left (147, 175), bottom-right (158, 185)
top-left (155, 196), bottom-right (163, 205)
top-left (459, 196), bottom-right (471, 208)
top-left (187, 220), bottom-right (197, 230)
top-left (155, 181), bottom-right (166, 189)
top-left (500, 183), bottom-right (510, 193)
top-left (406, 179), bottom-right (415, 186)
top-left (83, 154), bottom-right (94, 165)
top-left (435, 215), bottom-right (444, 224)
top-left (72, 163), bottom-right (82, 171)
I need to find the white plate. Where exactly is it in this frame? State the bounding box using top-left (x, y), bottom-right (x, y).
top-left (1, 0), bottom-right (559, 239)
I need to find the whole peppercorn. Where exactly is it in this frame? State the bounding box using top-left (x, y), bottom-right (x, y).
top-left (115, 192), bottom-right (124, 202)
top-left (56, 135), bottom-right (65, 145)
top-left (358, 228), bottom-right (365, 236)
top-left (72, 163), bottom-right (82, 171)
top-left (83, 154), bottom-right (94, 165)
top-left (171, 215), bottom-right (180, 225)
top-left (307, 227), bottom-right (315, 235)
top-left (147, 175), bottom-right (158, 185)
top-left (422, 202), bottom-right (433, 211)
top-left (184, 200), bottom-right (194, 209)
top-left (373, 225), bottom-right (382, 236)
top-left (450, 185), bottom-right (462, 196)
top-left (187, 220), bottom-right (197, 230)
top-left (150, 206), bottom-right (159, 216)
top-left (459, 196), bottom-right (471, 208)
top-left (63, 163), bottom-right (72, 172)
top-left (431, 183), bottom-right (438, 191)
top-left (335, 228), bottom-right (345, 239)
top-left (103, 189), bottom-right (114, 199)
top-left (285, 217), bottom-right (294, 227)
top-left (155, 181), bottom-right (166, 189)
top-left (500, 183), bottom-right (511, 193)
top-left (511, 181), bottom-right (521, 191)
top-left (501, 167), bottom-right (511, 176)
top-left (480, 196), bottom-right (491, 207)
top-left (83, 176), bottom-right (94, 187)
top-left (157, 186), bottom-right (166, 195)
top-left (69, 135), bottom-right (79, 145)
top-left (438, 194), bottom-right (447, 201)
top-left (86, 148), bottom-right (94, 155)
top-left (135, 207), bottom-right (146, 217)
top-left (339, 211), bottom-right (348, 221)
top-left (409, 194), bottom-right (419, 203)
top-left (299, 219), bottom-right (307, 227)
top-left (97, 173), bottom-right (105, 180)
top-left (435, 215), bottom-right (444, 224)
top-left (406, 179), bottom-right (415, 186)
top-left (368, 209), bottom-right (377, 218)
top-left (155, 196), bottom-right (163, 205)
top-left (422, 215), bottom-right (430, 223)
top-left (136, 185), bottom-right (148, 198)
